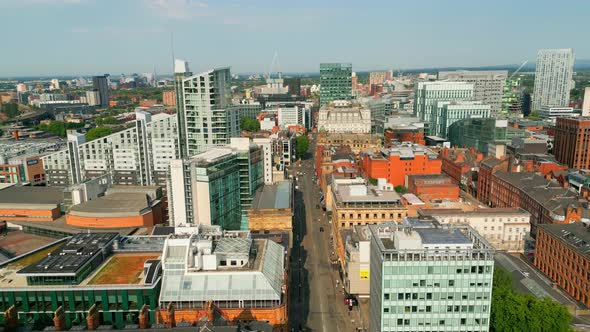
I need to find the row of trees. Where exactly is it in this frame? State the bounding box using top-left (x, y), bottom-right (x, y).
top-left (490, 267), bottom-right (572, 331)
top-left (36, 121), bottom-right (84, 137)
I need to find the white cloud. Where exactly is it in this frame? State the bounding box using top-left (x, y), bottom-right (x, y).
top-left (147, 0), bottom-right (208, 19)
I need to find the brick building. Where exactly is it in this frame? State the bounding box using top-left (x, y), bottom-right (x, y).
top-left (316, 132), bottom-right (382, 154)
top-left (405, 174), bottom-right (460, 201)
top-left (331, 181), bottom-right (407, 231)
top-left (384, 127), bottom-right (425, 145)
top-left (554, 117), bottom-right (590, 169)
top-left (535, 223), bottom-right (590, 307)
top-left (162, 90), bottom-right (175, 106)
top-left (360, 142), bottom-right (441, 187)
top-left (482, 171), bottom-right (589, 234)
top-left (439, 147), bottom-right (483, 195)
top-left (477, 157), bottom-right (510, 203)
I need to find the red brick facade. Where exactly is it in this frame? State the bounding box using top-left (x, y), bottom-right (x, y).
top-left (535, 224), bottom-right (590, 307)
top-left (554, 117), bottom-right (590, 169)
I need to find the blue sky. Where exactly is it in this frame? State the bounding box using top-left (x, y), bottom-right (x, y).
top-left (0, 0), bottom-right (588, 76)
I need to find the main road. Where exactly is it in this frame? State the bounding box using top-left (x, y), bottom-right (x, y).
top-left (288, 139), bottom-right (359, 331)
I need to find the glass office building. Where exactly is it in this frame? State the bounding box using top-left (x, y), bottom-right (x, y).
top-left (447, 118), bottom-right (509, 154)
top-left (369, 221), bottom-right (494, 332)
top-left (320, 63), bottom-right (352, 107)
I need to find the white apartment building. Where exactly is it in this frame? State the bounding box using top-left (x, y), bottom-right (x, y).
top-left (533, 48), bottom-right (575, 111)
top-left (174, 59), bottom-right (237, 157)
top-left (438, 70), bottom-right (507, 116)
top-left (318, 100), bottom-right (371, 134)
top-left (413, 82), bottom-right (474, 136)
top-left (42, 111), bottom-right (179, 188)
top-left (418, 208), bottom-right (531, 253)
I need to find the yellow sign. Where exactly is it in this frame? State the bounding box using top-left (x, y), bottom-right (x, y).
top-left (360, 269), bottom-right (369, 279)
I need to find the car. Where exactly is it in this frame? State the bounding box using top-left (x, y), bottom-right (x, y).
top-left (319, 227), bottom-right (324, 232)
top-left (521, 271), bottom-right (530, 278)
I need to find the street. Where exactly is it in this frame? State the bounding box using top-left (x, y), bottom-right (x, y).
top-left (288, 140), bottom-right (362, 332)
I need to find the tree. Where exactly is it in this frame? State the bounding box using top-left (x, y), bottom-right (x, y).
top-left (490, 267), bottom-right (572, 332)
top-left (394, 185), bottom-right (408, 194)
top-left (240, 117), bottom-right (260, 132)
top-left (295, 135), bottom-right (310, 160)
top-left (85, 126), bottom-right (113, 141)
top-left (525, 110), bottom-right (540, 120)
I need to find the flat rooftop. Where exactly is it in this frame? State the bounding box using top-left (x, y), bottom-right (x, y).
top-left (0, 186), bottom-right (63, 208)
top-left (18, 233), bottom-right (118, 275)
top-left (369, 223), bottom-right (492, 253)
top-left (0, 230), bottom-right (57, 258)
top-left (86, 253), bottom-right (160, 285)
top-left (189, 148), bottom-right (234, 165)
top-left (419, 208), bottom-right (530, 219)
top-left (10, 216), bottom-right (142, 235)
top-left (68, 192), bottom-right (153, 218)
top-left (336, 184), bottom-right (401, 204)
top-left (252, 181), bottom-right (292, 210)
top-left (0, 235), bottom-right (165, 289)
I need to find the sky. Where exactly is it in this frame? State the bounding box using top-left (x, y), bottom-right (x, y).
top-left (0, 0), bottom-right (588, 76)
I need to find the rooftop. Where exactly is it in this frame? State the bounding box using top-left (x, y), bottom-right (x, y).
top-left (336, 184), bottom-right (401, 204)
top-left (376, 142), bottom-right (438, 160)
top-left (252, 181), bottom-right (292, 210)
top-left (539, 223), bottom-right (590, 260)
top-left (68, 192), bottom-right (154, 218)
top-left (18, 233), bottom-right (118, 276)
top-left (86, 253), bottom-right (160, 285)
top-left (0, 186), bottom-right (63, 209)
top-left (407, 173), bottom-right (453, 184)
top-left (419, 207), bottom-right (531, 218)
top-left (0, 234), bottom-right (166, 289)
top-left (369, 223), bottom-right (493, 253)
top-left (159, 238), bottom-right (285, 304)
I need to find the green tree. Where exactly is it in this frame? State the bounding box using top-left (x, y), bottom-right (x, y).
top-left (490, 267), bottom-right (572, 332)
top-left (240, 117), bottom-right (260, 132)
top-left (295, 135), bottom-right (310, 160)
top-left (525, 110), bottom-right (540, 120)
top-left (85, 126), bottom-right (113, 141)
top-left (394, 185), bottom-right (408, 194)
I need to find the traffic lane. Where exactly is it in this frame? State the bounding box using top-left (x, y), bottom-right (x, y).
top-left (495, 253), bottom-right (577, 306)
top-left (302, 162), bottom-right (353, 332)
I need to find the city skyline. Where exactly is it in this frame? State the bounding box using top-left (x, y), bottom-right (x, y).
top-left (1, 0), bottom-right (589, 76)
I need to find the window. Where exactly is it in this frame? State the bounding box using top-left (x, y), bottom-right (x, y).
top-left (384, 294), bottom-right (389, 300)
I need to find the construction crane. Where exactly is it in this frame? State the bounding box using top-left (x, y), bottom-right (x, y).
top-left (508, 60), bottom-right (528, 81)
top-left (266, 51), bottom-right (282, 80)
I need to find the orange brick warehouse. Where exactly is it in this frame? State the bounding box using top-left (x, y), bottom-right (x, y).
top-left (360, 143), bottom-right (442, 186)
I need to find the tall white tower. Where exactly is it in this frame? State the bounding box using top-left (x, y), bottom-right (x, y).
top-left (533, 48), bottom-right (575, 111)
